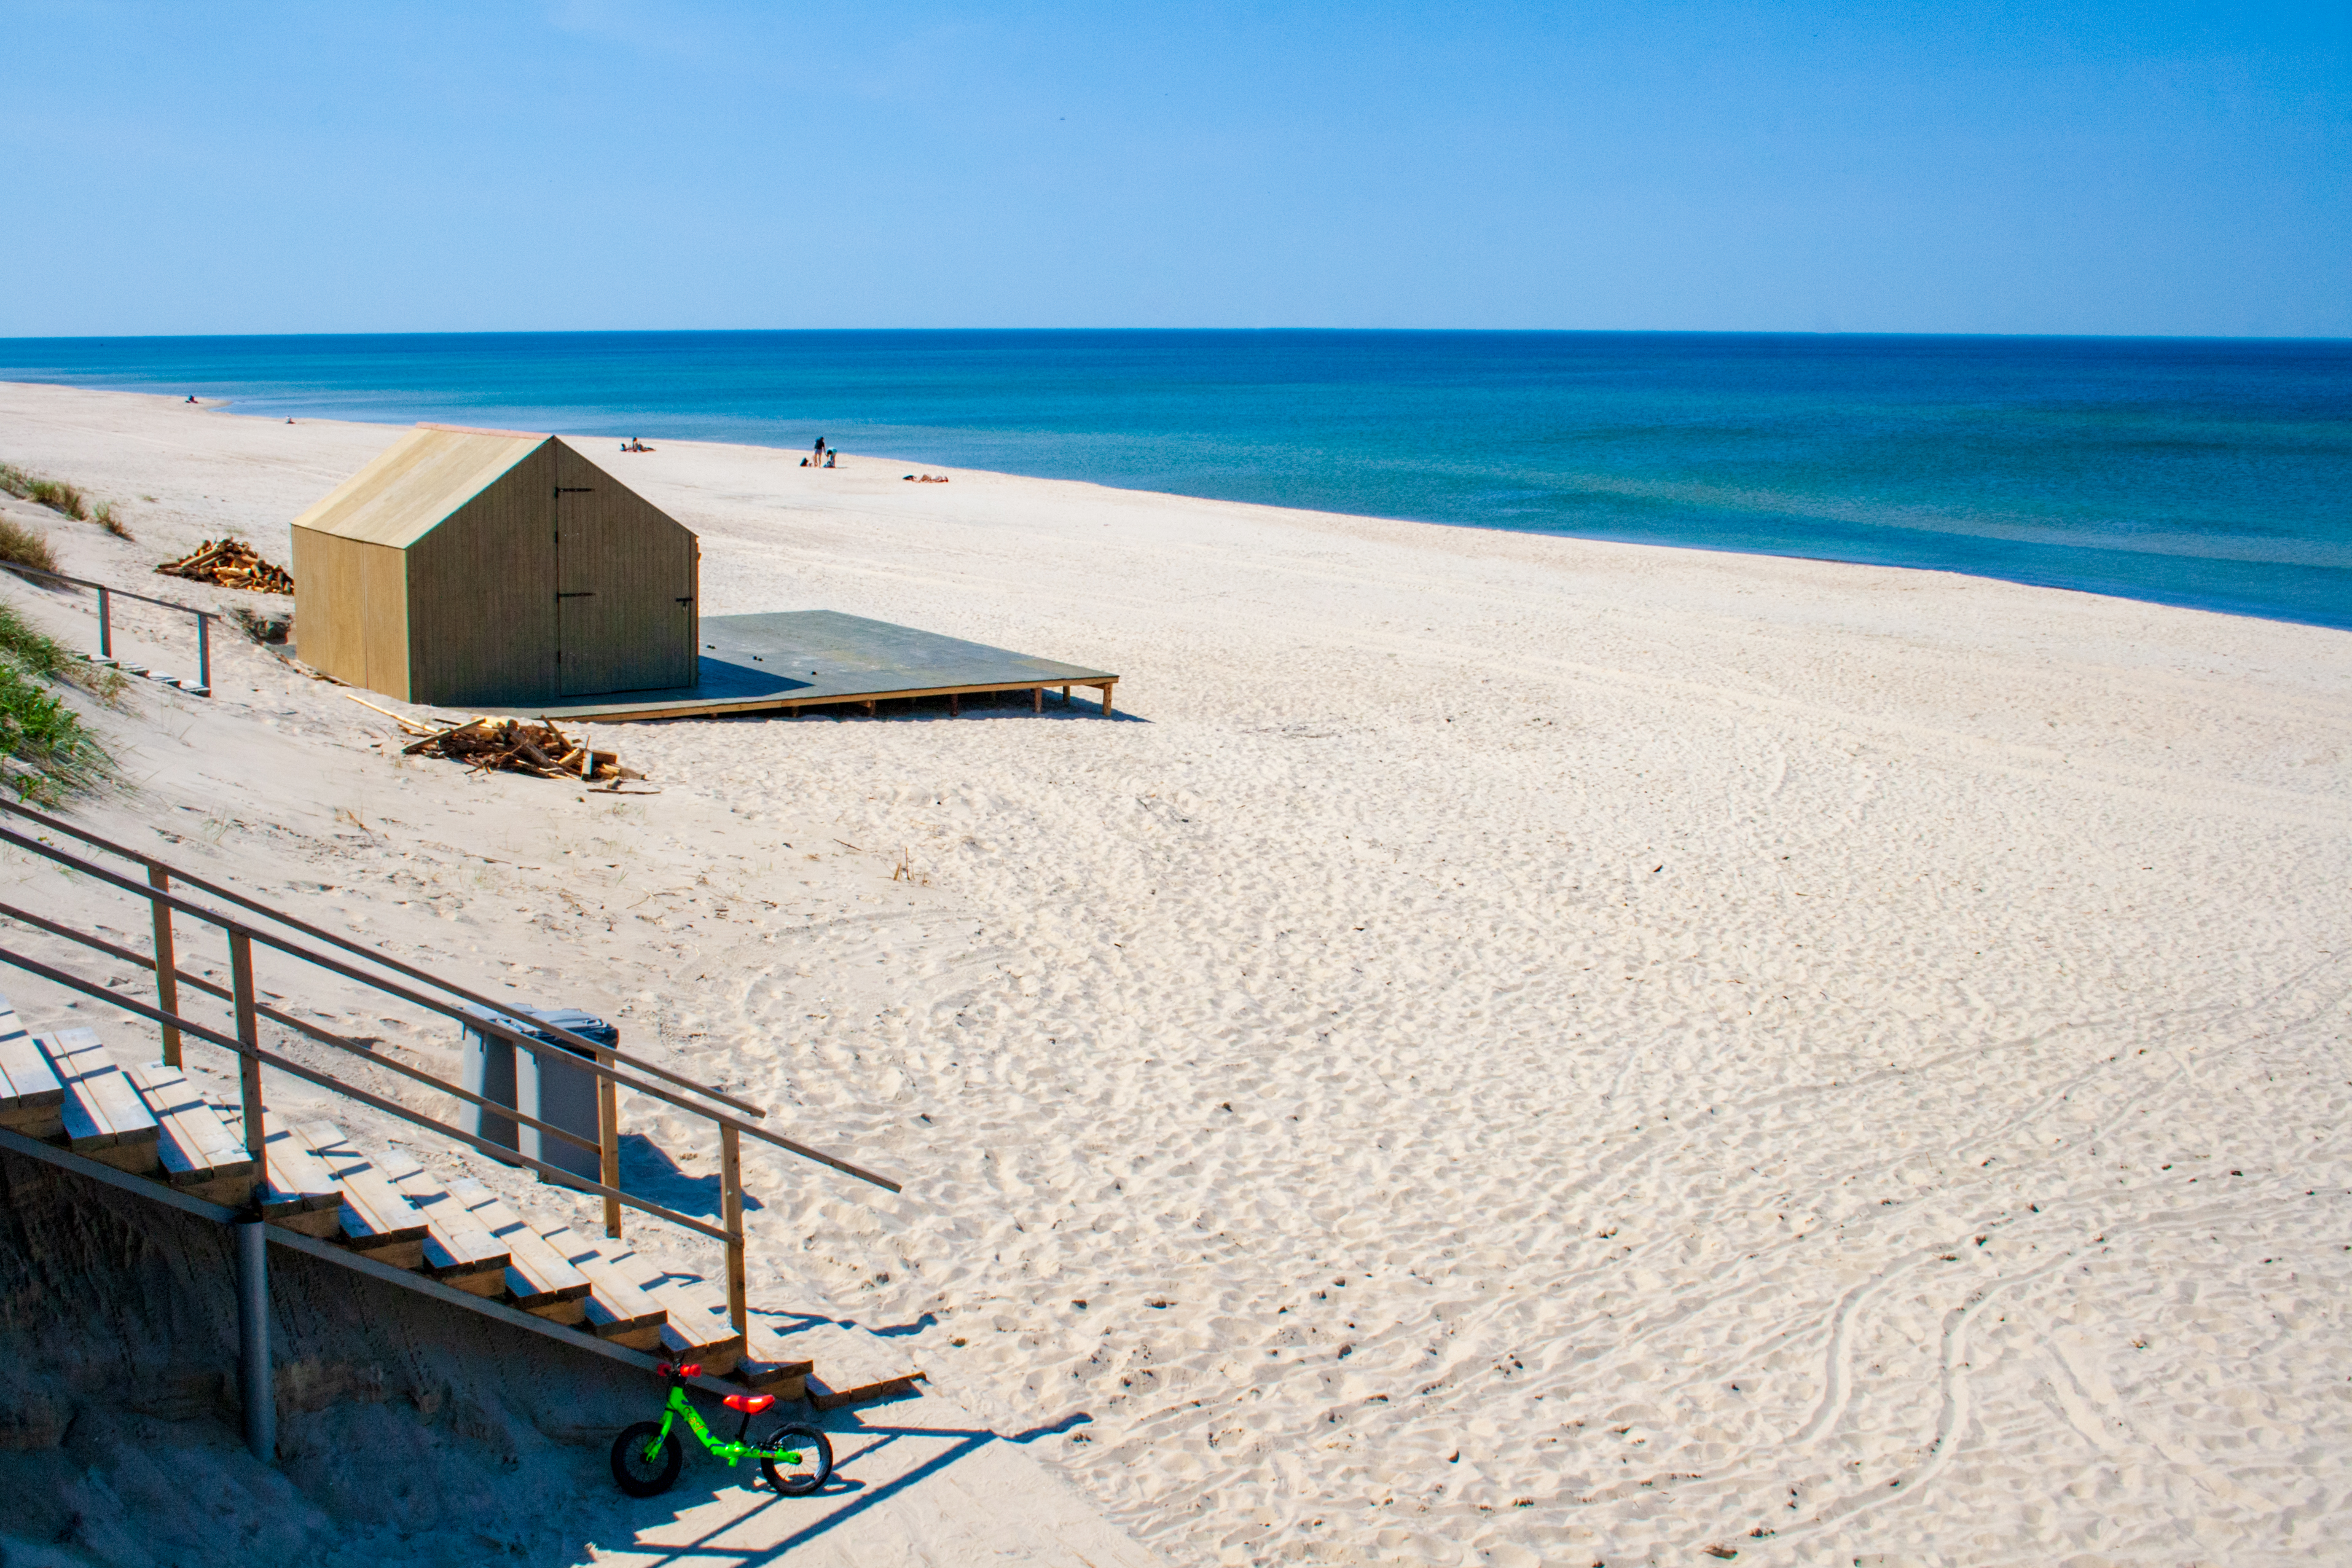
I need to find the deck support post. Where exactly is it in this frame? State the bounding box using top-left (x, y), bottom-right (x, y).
top-left (229, 930), bottom-right (264, 1159)
top-left (1060, 685), bottom-right (1070, 704)
top-left (719, 1124), bottom-right (746, 1333)
top-left (1100, 682), bottom-right (1114, 717)
top-left (948, 694), bottom-right (958, 718)
top-left (598, 1049), bottom-right (622, 1239)
top-left (1033, 687), bottom-right (1042, 713)
top-left (149, 867), bottom-right (181, 1068)
top-left (233, 1218), bottom-right (274, 1464)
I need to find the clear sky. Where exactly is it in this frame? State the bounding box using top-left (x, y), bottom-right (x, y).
top-left (5, 1), bottom-right (2346, 337)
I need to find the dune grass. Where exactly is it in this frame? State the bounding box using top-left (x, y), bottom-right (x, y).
top-left (0, 463), bottom-right (89, 522)
top-left (0, 602), bottom-right (117, 802)
top-left (92, 500), bottom-right (133, 540)
top-left (0, 514), bottom-right (58, 575)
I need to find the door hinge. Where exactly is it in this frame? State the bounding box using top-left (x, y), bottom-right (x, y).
top-left (675, 597), bottom-right (694, 605)
top-left (555, 487), bottom-right (595, 496)
top-left (559, 592), bottom-right (596, 599)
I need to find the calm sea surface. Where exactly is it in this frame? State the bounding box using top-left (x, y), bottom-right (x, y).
top-left (4, 331), bottom-right (2348, 630)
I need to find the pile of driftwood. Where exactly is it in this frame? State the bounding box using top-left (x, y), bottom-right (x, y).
top-left (345, 693), bottom-right (648, 788)
top-left (157, 538), bottom-right (295, 594)
top-left (406, 717), bottom-right (646, 785)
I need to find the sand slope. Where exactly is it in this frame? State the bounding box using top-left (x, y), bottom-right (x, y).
top-left (2, 382), bottom-right (2349, 1566)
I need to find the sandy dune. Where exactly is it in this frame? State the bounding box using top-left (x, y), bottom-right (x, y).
top-left (3, 380), bottom-right (2350, 1566)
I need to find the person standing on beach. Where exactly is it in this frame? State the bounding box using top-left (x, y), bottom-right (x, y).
top-left (813, 436), bottom-right (827, 466)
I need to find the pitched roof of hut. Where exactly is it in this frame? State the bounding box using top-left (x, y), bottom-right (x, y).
top-left (291, 423), bottom-right (555, 549)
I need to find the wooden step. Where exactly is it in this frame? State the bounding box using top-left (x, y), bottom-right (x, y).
top-left (377, 1153), bottom-right (511, 1298)
top-left (37, 1029), bottom-right (160, 1175)
top-left (443, 1178), bottom-right (592, 1323)
top-left (760, 1315), bottom-right (928, 1410)
top-left (260, 1126), bottom-right (347, 1236)
top-left (542, 1228), bottom-right (668, 1349)
top-left (298, 1124), bottom-right (429, 1269)
top-left (125, 1062), bottom-right (254, 1207)
top-left (0, 996), bottom-right (65, 1140)
top-left (587, 1244), bottom-right (747, 1377)
top-left (729, 1350), bottom-right (815, 1398)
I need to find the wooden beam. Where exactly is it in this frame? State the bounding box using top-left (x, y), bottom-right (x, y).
top-left (149, 868), bottom-right (180, 1068)
top-left (526, 674), bottom-right (1120, 724)
top-left (720, 1124), bottom-right (746, 1333)
top-left (598, 1047), bottom-right (621, 1239)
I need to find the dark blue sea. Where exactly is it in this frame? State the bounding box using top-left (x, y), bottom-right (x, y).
top-left (4, 331), bottom-right (2348, 630)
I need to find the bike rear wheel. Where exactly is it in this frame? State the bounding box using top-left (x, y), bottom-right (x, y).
top-left (757, 1423), bottom-right (834, 1495)
top-left (611, 1421), bottom-right (684, 1497)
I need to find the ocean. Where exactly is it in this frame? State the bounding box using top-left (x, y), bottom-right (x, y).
top-left (3, 330), bottom-right (2347, 630)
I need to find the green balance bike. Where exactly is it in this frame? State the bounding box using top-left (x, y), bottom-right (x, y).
top-left (610, 1361), bottom-right (835, 1497)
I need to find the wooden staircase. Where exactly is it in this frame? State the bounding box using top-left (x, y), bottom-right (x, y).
top-left (0, 996), bottom-right (839, 1397)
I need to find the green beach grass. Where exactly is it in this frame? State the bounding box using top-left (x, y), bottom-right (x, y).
top-left (0, 462), bottom-right (90, 522)
top-left (0, 600), bottom-right (117, 801)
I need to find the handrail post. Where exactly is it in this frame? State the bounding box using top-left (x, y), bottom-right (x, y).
top-left (720, 1124), bottom-right (746, 1334)
top-left (197, 613), bottom-right (211, 691)
top-left (149, 867), bottom-right (181, 1067)
top-left (598, 1047), bottom-right (621, 1239)
top-left (229, 929), bottom-right (264, 1158)
top-left (96, 586), bottom-right (112, 661)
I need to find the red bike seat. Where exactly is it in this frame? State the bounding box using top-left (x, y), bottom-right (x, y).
top-left (723, 1394), bottom-right (775, 1415)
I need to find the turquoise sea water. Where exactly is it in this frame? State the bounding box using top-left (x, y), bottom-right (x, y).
top-left (2, 331), bottom-right (2347, 630)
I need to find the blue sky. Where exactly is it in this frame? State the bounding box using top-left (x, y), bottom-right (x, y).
top-left (4, 1), bottom-right (2346, 336)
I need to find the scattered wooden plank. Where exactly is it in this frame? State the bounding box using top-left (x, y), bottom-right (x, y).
top-left (398, 715), bottom-right (641, 783)
top-left (157, 537), bottom-right (293, 594)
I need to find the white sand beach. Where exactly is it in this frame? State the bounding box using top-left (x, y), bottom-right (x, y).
top-left (4, 380), bottom-right (2350, 1566)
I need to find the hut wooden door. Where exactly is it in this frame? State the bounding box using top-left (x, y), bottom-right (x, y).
top-left (553, 444), bottom-right (699, 696)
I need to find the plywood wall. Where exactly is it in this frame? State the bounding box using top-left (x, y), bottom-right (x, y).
top-left (552, 442), bottom-right (699, 696)
top-left (291, 528), bottom-right (410, 699)
top-left (405, 441), bottom-right (560, 706)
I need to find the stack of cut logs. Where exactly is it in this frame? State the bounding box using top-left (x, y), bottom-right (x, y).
top-left (156, 538), bottom-right (296, 594)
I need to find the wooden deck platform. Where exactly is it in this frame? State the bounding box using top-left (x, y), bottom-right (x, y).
top-left (479, 611), bottom-right (1118, 723)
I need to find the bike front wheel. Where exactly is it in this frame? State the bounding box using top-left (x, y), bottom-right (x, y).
top-left (757, 1423), bottom-right (834, 1495)
top-left (611, 1421), bottom-right (684, 1497)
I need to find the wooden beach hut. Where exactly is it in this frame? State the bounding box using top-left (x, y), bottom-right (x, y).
top-left (289, 425), bottom-right (698, 706)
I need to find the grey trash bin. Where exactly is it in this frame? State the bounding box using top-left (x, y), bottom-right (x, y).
top-left (459, 1004), bottom-right (619, 1184)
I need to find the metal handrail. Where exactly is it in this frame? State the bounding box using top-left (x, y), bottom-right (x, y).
top-left (0, 796), bottom-right (761, 1118)
top-left (0, 821), bottom-right (896, 1191)
top-left (0, 895), bottom-right (603, 1161)
top-left (0, 559), bottom-right (217, 691)
top-left (0, 807), bottom-right (909, 1331)
top-left (0, 943), bottom-right (735, 1245)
